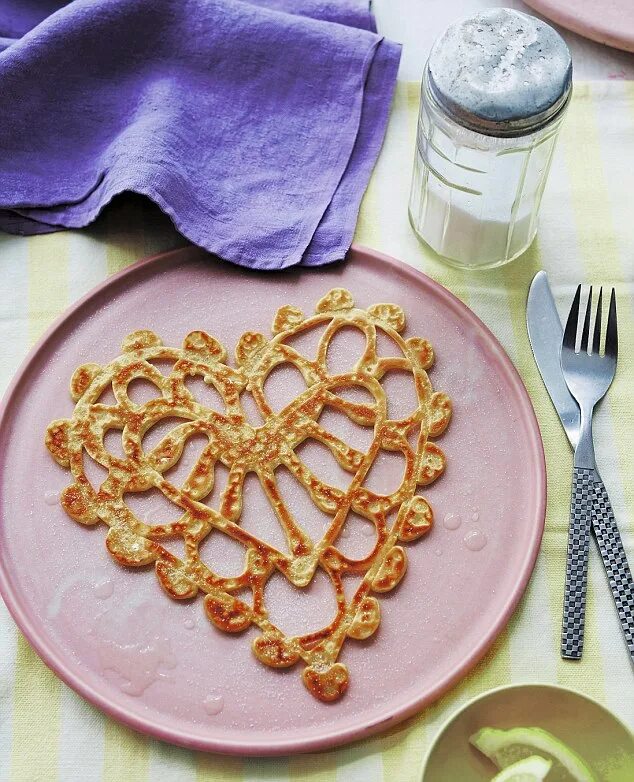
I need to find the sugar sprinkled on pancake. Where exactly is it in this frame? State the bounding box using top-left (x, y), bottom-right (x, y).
top-left (45, 288), bottom-right (451, 702)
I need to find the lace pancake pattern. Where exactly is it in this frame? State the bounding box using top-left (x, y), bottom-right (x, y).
top-left (46, 288), bottom-right (451, 701)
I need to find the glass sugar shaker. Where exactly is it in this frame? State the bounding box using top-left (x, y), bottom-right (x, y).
top-left (409, 8), bottom-right (572, 269)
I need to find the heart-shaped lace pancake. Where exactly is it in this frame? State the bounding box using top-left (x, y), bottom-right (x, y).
top-left (46, 288), bottom-right (451, 701)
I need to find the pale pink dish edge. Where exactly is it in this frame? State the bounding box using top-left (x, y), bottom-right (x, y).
top-left (0, 244), bottom-right (547, 755)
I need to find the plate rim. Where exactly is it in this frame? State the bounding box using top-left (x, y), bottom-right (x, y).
top-left (0, 243), bottom-right (546, 755)
top-left (523, 0), bottom-right (634, 54)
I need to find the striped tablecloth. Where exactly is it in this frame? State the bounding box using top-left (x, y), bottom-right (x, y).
top-left (1, 81), bottom-right (632, 782)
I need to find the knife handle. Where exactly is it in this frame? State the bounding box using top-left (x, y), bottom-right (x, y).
top-left (561, 467), bottom-right (593, 660)
top-left (591, 476), bottom-right (634, 664)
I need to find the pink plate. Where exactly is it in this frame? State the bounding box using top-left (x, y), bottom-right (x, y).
top-left (524, 0), bottom-right (634, 54)
top-left (0, 245), bottom-right (545, 755)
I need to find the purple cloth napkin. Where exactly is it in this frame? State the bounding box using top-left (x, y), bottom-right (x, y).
top-left (0, 0), bottom-right (400, 269)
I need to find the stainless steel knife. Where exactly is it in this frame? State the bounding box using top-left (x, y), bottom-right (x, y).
top-left (527, 270), bottom-right (580, 448)
top-left (527, 270), bottom-right (634, 664)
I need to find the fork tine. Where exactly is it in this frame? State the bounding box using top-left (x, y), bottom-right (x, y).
top-left (580, 286), bottom-right (592, 352)
top-left (563, 285), bottom-right (581, 351)
top-left (592, 287), bottom-right (603, 355)
top-left (605, 287), bottom-right (618, 359)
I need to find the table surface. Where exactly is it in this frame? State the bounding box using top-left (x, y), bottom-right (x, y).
top-left (376, 0), bottom-right (634, 80)
top-left (0, 5), bottom-right (633, 782)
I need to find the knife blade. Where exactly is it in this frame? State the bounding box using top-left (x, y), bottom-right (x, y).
top-left (526, 271), bottom-right (580, 448)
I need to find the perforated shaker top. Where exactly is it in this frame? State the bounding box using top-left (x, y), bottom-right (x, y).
top-left (427, 7), bottom-right (572, 137)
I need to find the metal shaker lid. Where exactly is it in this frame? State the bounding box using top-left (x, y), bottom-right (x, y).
top-left (427, 7), bottom-right (572, 137)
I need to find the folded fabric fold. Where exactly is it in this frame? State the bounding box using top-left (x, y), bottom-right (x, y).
top-left (0, 0), bottom-right (400, 269)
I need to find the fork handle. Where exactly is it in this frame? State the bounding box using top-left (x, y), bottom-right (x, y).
top-left (591, 476), bottom-right (634, 664)
top-left (561, 467), bottom-right (594, 659)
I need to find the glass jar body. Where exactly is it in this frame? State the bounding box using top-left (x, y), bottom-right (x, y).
top-left (408, 66), bottom-right (569, 269)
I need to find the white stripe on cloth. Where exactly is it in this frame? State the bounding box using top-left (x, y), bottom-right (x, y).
top-left (335, 745), bottom-right (383, 782)
top-left (0, 234), bottom-right (27, 782)
top-left (58, 686), bottom-right (106, 782)
top-left (0, 601), bottom-right (17, 782)
top-left (68, 232), bottom-right (108, 300)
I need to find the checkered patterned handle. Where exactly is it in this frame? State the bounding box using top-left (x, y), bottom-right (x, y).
top-left (561, 467), bottom-right (593, 660)
top-left (591, 477), bottom-right (634, 664)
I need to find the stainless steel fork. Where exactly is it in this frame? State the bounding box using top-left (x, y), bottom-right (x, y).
top-left (560, 286), bottom-right (634, 662)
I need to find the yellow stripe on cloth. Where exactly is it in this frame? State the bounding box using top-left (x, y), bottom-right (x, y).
top-left (380, 715), bottom-right (427, 782)
top-left (27, 232), bottom-right (69, 346)
top-left (196, 752), bottom-right (243, 782)
top-left (354, 157), bottom-right (383, 253)
top-left (9, 231), bottom-right (71, 782)
top-left (10, 636), bottom-right (62, 782)
top-left (103, 197), bottom-right (147, 276)
top-left (102, 722), bottom-right (150, 782)
top-left (561, 84), bottom-right (634, 534)
top-left (244, 756), bottom-right (290, 780)
top-left (288, 751), bottom-right (339, 782)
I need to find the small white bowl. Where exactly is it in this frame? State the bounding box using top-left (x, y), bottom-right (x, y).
top-left (421, 683), bottom-right (633, 781)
